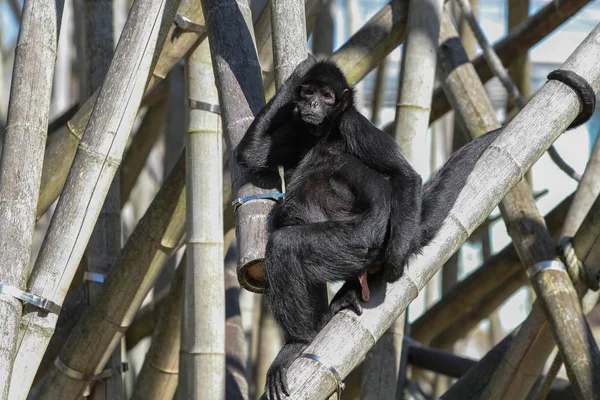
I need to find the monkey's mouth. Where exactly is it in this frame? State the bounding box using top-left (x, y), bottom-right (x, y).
top-left (302, 113), bottom-right (324, 126)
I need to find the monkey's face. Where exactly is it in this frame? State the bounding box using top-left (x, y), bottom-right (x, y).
top-left (295, 83), bottom-right (337, 128)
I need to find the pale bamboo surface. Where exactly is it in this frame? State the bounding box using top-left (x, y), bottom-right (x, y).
top-left (179, 40), bottom-right (225, 399)
top-left (80, 1), bottom-right (125, 397)
top-left (0, 0), bottom-right (64, 397)
top-left (277, 22), bottom-right (600, 399)
top-left (362, 0), bottom-right (444, 398)
top-left (36, 0), bottom-right (206, 218)
top-left (9, 1), bottom-right (180, 398)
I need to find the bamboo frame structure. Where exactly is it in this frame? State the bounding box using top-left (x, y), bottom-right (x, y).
top-left (362, 1), bottom-right (444, 398)
top-left (437, 10), bottom-right (600, 398)
top-left (179, 40), bottom-right (225, 399)
top-left (9, 1), bottom-right (181, 398)
top-left (0, 1), bottom-right (64, 397)
top-left (270, 21), bottom-right (600, 399)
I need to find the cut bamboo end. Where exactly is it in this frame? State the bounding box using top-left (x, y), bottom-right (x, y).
top-left (238, 259), bottom-right (265, 293)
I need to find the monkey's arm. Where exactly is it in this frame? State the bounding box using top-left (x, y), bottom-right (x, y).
top-left (341, 108), bottom-right (423, 281)
top-left (237, 56), bottom-right (317, 172)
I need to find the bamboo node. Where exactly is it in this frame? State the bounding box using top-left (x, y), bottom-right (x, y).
top-left (299, 353), bottom-right (345, 398)
top-left (0, 283), bottom-right (61, 315)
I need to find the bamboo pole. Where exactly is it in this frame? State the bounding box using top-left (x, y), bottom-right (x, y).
top-left (131, 232), bottom-right (235, 400)
top-left (370, 58), bottom-right (388, 126)
top-left (155, 65), bottom-right (186, 295)
top-left (444, 195), bottom-right (600, 400)
top-left (36, 0), bottom-right (207, 218)
top-left (35, 155), bottom-right (233, 400)
top-left (79, 0), bottom-right (125, 397)
top-left (179, 40), bottom-right (225, 399)
top-left (393, 0), bottom-right (444, 160)
top-left (131, 257), bottom-right (184, 400)
top-left (561, 134), bottom-right (600, 238)
top-left (0, 0), bottom-right (64, 397)
top-left (120, 99), bottom-right (169, 206)
top-left (266, 20), bottom-right (600, 400)
top-left (438, 11), bottom-right (600, 398)
top-left (312, 0), bottom-right (334, 57)
top-left (224, 249), bottom-right (250, 400)
top-left (429, 0), bottom-right (591, 123)
top-left (253, 298), bottom-right (283, 400)
top-left (9, 1), bottom-right (180, 398)
top-left (363, 1), bottom-right (445, 398)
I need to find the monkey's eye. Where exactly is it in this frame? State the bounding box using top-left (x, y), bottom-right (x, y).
top-left (301, 87), bottom-right (315, 98)
top-left (321, 91), bottom-right (335, 105)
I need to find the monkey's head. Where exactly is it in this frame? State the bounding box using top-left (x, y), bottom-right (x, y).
top-left (294, 61), bottom-right (354, 132)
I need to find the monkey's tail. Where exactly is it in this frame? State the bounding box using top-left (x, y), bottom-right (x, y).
top-left (419, 128), bottom-right (502, 247)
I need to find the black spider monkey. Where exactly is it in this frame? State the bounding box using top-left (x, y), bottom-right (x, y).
top-left (237, 56), bottom-right (596, 399)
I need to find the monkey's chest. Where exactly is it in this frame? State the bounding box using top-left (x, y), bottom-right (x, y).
top-left (274, 155), bottom-right (360, 226)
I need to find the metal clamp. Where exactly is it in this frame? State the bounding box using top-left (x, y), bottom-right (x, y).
top-left (526, 260), bottom-right (567, 278)
top-left (299, 353), bottom-right (345, 399)
top-left (55, 357), bottom-right (129, 396)
top-left (174, 13), bottom-right (204, 33)
top-left (83, 272), bottom-right (106, 284)
top-left (187, 99), bottom-right (220, 114)
top-left (232, 193), bottom-right (285, 212)
top-left (0, 284), bottom-right (61, 315)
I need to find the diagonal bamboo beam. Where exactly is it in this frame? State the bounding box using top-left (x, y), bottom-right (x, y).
top-left (273, 21), bottom-right (600, 400)
top-left (11, 1), bottom-right (181, 398)
top-left (0, 0), bottom-right (65, 396)
top-left (412, 193), bottom-right (571, 346)
top-left (444, 191), bottom-right (600, 400)
top-left (437, 10), bottom-right (600, 398)
top-left (429, 0), bottom-right (592, 123)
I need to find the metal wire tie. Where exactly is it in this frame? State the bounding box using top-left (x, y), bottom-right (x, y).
top-left (0, 284), bottom-right (61, 315)
top-left (299, 353), bottom-right (345, 399)
top-left (54, 357), bottom-right (129, 395)
top-left (232, 193), bottom-right (285, 212)
top-left (83, 272), bottom-right (106, 283)
top-left (526, 260), bottom-right (567, 278)
top-left (187, 98), bottom-right (220, 114)
top-left (173, 13), bottom-right (204, 33)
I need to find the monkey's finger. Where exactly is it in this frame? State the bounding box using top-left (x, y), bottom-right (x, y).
top-left (281, 368), bottom-right (290, 396)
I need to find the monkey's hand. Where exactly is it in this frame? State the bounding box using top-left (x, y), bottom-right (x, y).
top-left (263, 342), bottom-right (306, 400)
top-left (289, 53), bottom-right (318, 82)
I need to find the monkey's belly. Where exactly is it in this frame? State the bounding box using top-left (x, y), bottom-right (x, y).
top-left (274, 177), bottom-right (357, 226)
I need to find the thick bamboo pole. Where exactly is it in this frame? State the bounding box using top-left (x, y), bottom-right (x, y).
top-left (268, 21), bottom-right (600, 400)
top-left (429, 0), bottom-right (591, 123)
top-left (79, 1), bottom-right (125, 397)
top-left (9, 1), bottom-right (180, 398)
top-left (200, 0), bottom-right (272, 296)
top-left (131, 258), bottom-right (184, 400)
top-left (444, 194), bottom-right (600, 400)
top-left (131, 233), bottom-right (235, 400)
top-left (119, 100), bottom-right (169, 206)
top-left (561, 134), bottom-right (600, 238)
top-left (437, 11), bottom-right (600, 398)
top-left (0, 0), bottom-right (64, 397)
top-left (179, 40), bottom-right (225, 399)
top-left (37, 154), bottom-right (187, 399)
top-left (270, 0), bottom-right (307, 87)
top-left (363, 1), bottom-right (444, 398)
top-left (36, 0), bottom-right (206, 218)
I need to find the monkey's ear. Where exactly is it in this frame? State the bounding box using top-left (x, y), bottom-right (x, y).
top-left (341, 88), bottom-right (350, 99)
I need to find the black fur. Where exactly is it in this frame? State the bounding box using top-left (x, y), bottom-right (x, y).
top-left (237, 57), bottom-right (501, 400)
